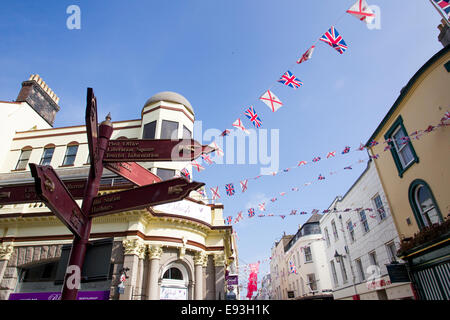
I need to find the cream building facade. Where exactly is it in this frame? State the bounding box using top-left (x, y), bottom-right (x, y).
top-left (0, 75), bottom-right (238, 300)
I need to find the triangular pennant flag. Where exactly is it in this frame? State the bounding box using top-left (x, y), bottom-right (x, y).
top-left (260, 90), bottom-right (283, 112)
top-left (297, 46), bottom-right (315, 64)
top-left (346, 0), bottom-right (375, 24)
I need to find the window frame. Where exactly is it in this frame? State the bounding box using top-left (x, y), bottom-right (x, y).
top-left (15, 147), bottom-right (32, 170)
top-left (304, 246), bottom-right (313, 263)
top-left (330, 260), bottom-right (339, 287)
top-left (324, 227), bottom-right (331, 247)
top-left (384, 115), bottom-right (419, 178)
top-left (39, 145), bottom-right (55, 166)
top-left (331, 220), bottom-right (339, 241)
top-left (160, 120), bottom-right (179, 139)
top-left (359, 209), bottom-right (370, 233)
top-left (372, 194), bottom-right (387, 221)
top-left (368, 250), bottom-right (379, 268)
top-left (347, 219), bottom-right (355, 242)
top-left (385, 241), bottom-right (398, 263)
top-left (408, 179), bottom-right (443, 230)
top-left (62, 143), bottom-right (79, 166)
top-left (143, 121), bottom-right (157, 139)
top-left (355, 258), bottom-right (366, 282)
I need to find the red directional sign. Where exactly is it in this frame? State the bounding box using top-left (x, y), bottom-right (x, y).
top-left (86, 88), bottom-right (99, 178)
top-left (104, 162), bottom-right (161, 186)
top-left (29, 164), bottom-right (87, 238)
top-left (103, 139), bottom-right (216, 162)
top-left (90, 177), bottom-right (204, 218)
top-left (0, 179), bottom-right (87, 205)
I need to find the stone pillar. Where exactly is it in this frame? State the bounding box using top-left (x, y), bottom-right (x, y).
top-left (120, 239), bottom-right (146, 300)
top-left (0, 244), bottom-right (14, 284)
top-left (146, 245), bottom-right (163, 300)
top-left (193, 251), bottom-right (206, 300)
top-left (214, 253), bottom-right (226, 300)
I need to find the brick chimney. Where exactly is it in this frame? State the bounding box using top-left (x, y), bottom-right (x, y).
top-left (15, 74), bottom-right (60, 126)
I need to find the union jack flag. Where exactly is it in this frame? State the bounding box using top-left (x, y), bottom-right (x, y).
top-left (278, 70), bottom-right (303, 89)
top-left (297, 45), bottom-right (315, 64)
top-left (289, 261), bottom-right (297, 274)
top-left (320, 26), bottom-right (348, 54)
top-left (226, 216), bottom-right (233, 225)
top-left (225, 183), bottom-right (235, 196)
top-left (280, 192), bottom-right (286, 196)
top-left (384, 145), bottom-right (391, 151)
top-left (270, 197), bottom-right (277, 202)
top-left (280, 215), bottom-right (286, 219)
top-left (342, 146), bottom-right (351, 154)
top-left (424, 125), bottom-right (435, 133)
top-left (318, 174), bottom-right (325, 180)
top-left (370, 154), bottom-right (379, 159)
top-left (312, 156), bottom-right (321, 163)
top-left (344, 166), bottom-right (353, 170)
top-left (433, 0), bottom-right (450, 18)
top-left (346, 0), bottom-right (376, 24)
top-left (311, 209), bottom-right (319, 215)
top-left (258, 214), bottom-right (265, 218)
top-left (300, 211), bottom-right (308, 215)
top-left (290, 210), bottom-right (297, 215)
top-left (240, 179), bottom-right (248, 193)
top-left (322, 209), bottom-right (330, 213)
top-left (368, 140), bottom-right (378, 147)
top-left (260, 90), bottom-right (283, 112)
top-left (181, 168), bottom-right (190, 180)
top-left (291, 187), bottom-right (299, 192)
top-left (244, 106), bottom-right (262, 128)
top-left (248, 208), bottom-right (255, 217)
top-left (358, 143), bottom-right (366, 151)
top-left (220, 129), bottom-right (231, 137)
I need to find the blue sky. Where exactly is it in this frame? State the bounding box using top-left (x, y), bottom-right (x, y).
top-left (0, 1), bottom-right (445, 297)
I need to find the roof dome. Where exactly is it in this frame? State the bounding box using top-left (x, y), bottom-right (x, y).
top-left (144, 91), bottom-right (194, 114)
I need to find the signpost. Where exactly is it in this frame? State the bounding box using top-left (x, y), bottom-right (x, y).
top-left (0, 87), bottom-right (213, 300)
top-left (103, 138), bottom-right (215, 162)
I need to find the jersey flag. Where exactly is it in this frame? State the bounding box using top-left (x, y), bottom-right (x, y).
top-left (297, 46), bottom-right (315, 64)
top-left (346, 0), bottom-right (375, 24)
top-left (260, 90), bottom-right (283, 112)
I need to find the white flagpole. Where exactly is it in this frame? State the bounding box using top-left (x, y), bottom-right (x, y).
top-left (429, 0), bottom-right (450, 27)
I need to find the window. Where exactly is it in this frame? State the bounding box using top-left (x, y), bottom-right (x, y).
top-left (339, 259), bottom-right (348, 283)
top-left (359, 210), bottom-right (370, 233)
top-left (160, 120), bottom-right (178, 139)
top-left (386, 241), bottom-right (397, 263)
top-left (304, 246), bottom-right (312, 263)
top-left (324, 227), bottom-right (331, 247)
top-left (62, 144), bottom-right (78, 166)
top-left (409, 179), bottom-right (442, 229)
top-left (369, 251), bottom-right (379, 267)
top-left (373, 194), bottom-right (386, 221)
top-left (356, 258), bottom-right (365, 282)
top-left (39, 146), bottom-right (55, 166)
top-left (182, 125), bottom-right (192, 139)
top-left (20, 262), bottom-right (58, 283)
top-left (143, 121), bottom-right (157, 139)
top-left (330, 260), bottom-right (339, 286)
top-left (347, 220), bottom-right (355, 242)
top-left (156, 168), bottom-right (176, 181)
top-left (331, 220), bottom-right (339, 241)
top-left (163, 267), bottom-right (183, 280)
top-left (307, 273), bottom-right (317, 291)
top-left (15, 147), bottom-right (32, 170)
top-left (384, 115), bottom-right (419, 177)
top-left (296, 251), bottom-right (301, 267)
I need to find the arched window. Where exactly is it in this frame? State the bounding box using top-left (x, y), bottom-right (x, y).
top-left (409, 179), bottom-right (442, 229)
top-left (163, 267), bottom-right (183, 280)
top-left (40, 144), bottom-right (55, 166)
top-left (15, 146), bottom-right (32, 170)
top-left (62, 142), bottom-right (79, 166)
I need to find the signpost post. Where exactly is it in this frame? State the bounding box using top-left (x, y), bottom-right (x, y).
top-left (1, 87), bottom-right (212, 300)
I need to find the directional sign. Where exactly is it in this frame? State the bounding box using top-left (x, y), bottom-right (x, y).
top-left (104, 162), bottom-right (161, 186)
top-left (29, 164), bottom-right (86, 238)
top-left (103, 139), bottom-right (216, 162)
top-left (0, 179), bottom-right (87, 205)
top-left (86, 88), bottom-right (99, 178)
top-left (90, 177), bottom-right (204, 217)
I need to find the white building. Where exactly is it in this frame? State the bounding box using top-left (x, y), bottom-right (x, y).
top-left (0, 74), bottom-right (238, 300)
top-left (320, 159), bottom-right (415, 300)
top-left (270, 214), bottom-right (333, 300)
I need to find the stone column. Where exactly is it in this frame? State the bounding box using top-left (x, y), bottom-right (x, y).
top-left (0, 244), bottom-right (14, 284)
top-left (120, 239), bottom-right (146, 300)
top-left (193, 251), bottom-right (206, 300)
top-left (146, 245), bottom-right (163, 300)
top-left (214, 253), bottom-right (226, 300)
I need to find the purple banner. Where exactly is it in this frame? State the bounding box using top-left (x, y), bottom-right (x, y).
top-left (8, 290), bottom-right (110, 301)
